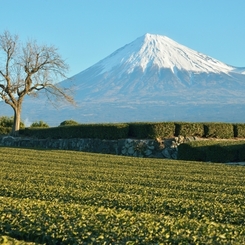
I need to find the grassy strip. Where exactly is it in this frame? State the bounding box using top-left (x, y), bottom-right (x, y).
top-left (0, 147), bottom-right (245, 244)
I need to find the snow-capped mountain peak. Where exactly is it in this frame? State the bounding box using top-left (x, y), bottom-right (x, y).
top-left (95, 33), bottom-right (234, 75)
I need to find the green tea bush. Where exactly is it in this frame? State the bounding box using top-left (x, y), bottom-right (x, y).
top-left (128, 122), bottom-right (175, 139)
top-left (0, 148), bottom-right (245, 244)
top-left (174, 122), bottom-right (204, 137)
top-left (204, 123), bottom-right (234, 138)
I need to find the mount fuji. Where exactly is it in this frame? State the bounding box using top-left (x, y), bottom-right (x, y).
top-left (1, 33), bottom-right (245, 126)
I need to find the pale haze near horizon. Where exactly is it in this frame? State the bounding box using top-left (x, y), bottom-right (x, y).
top-left (1, 0), bottom-right (245, 79)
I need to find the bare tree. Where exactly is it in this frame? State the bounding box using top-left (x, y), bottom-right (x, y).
top-left (0, 31), bottom-right (74, 135)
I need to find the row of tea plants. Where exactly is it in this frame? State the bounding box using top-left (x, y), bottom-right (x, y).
top-left (0, 147), bottom-right (244, 244)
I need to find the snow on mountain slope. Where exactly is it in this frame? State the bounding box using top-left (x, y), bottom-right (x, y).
top-left (62, 33), bottom-right (245, 102)
top-left (90, 33), bottom-right (235, 75)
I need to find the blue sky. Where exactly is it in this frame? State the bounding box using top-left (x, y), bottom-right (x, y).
top-left (1, 0), bottom-right (245, 78)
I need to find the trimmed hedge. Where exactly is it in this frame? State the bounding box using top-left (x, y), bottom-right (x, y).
top-left (20, 123), bottom-right (129, 140)
top-left (203, 123), bottom-right (234, 139)
top-left (17, 121), bottom-right (245, 140)
top-left (178, 140), bottom-right (245, 163)
top-left (233, 123), bottom-right (245, 138)
top-left (174, 122), bottom-right (204, 137)
top-left (128, 122), bottom-right (175, 139)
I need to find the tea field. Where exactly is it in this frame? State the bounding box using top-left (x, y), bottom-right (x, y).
top-left (0, 147), bottom-right (244, 244)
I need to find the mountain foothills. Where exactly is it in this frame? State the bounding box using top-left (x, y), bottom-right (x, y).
top-left (1, 33), bottom-right (245, 126)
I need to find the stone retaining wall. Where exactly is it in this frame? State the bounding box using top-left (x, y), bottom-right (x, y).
top-left (0, 136), bottom-right (195, 159)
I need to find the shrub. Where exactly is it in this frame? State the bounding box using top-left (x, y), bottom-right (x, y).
top-left (177, 140), bottom-right (207, 161)
top-left (0, 116), bottom-right (24, 128)
top-left (20, 123), bottom-right (129, 140)
top-left (0, 116), bottom-right (12, 127)
top-left (178, 140), bottom-right (245, 163)
top-left (174, 122), bottom-right (204, 137)
top-left (204, 123), bottom-right (234, 138)
top-left (59, 120), bottom-right (79, 126)
top-left (30, 121), bottom-right (49, 128)
top-left (128, 122), bottom-right (175, 139)
top-left (233, 123), bottom-right (245, 138)
top-left (0, 126), bottom-right (12, 135)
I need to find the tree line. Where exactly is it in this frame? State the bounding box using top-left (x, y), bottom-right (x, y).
top-left (0, 116), bottom-right (79, 130)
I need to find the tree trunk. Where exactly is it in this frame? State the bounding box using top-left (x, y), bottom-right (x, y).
top-left (11, 105), bottom-right (22, 136)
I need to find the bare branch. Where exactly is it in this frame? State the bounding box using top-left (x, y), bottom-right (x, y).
top-left (0, 30), bottom-right (74, 133)
top-left (0, 83), bottom-right (5, 90)
top-left (0, 70), bottom-right (5, 77)
top-left (0, 31), bottom-right (18, 78)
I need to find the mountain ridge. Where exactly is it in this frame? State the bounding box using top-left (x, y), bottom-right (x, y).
top-left (74, 33), bottom-right (241, 77)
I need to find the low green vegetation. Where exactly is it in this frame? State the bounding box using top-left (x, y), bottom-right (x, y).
top-left (59, 120), bottom-right (79, 126)
top-left (20, 123), bottom-right (129, 140)
top-left (30, 121), bottom-right (49, 128)
top-left (1, 114), bottom-right (245, 140)
top-left (0, 147), bottom-right (244, 244)
top-left (178, 140), bottom-right (245, 163)
top-left (203, 123), bottom-right (234, 139)
top-left (0, 116), bottom-right (25, 135)
top-left (174, 122), bottom-right (205, 137)
top-left (0, 235), bottom-right (37, 244)
top-left (128, 122), bottom-right (175, 139)
top-left (0, 116), bottom-right (25, 129)
top-left (18, 121), bottom-right (245, 140)
top-left (0, 126), bottom-right (11, 135)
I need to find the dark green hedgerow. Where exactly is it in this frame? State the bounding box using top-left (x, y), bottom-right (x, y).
top-left (203, 123), bottom-right (234, 139)
top-left (128, 122), bottom-right (175, 139)
top-left (174, 122), bottom-right (204, 137)
top-left (20, 123), bottom-right (129, 140)
top-left (17, 121), bottom-right (245, 140)
top-left (233, 123), bottom-right (245, 138)
top-left (178, 140), bottom-right (245, 162)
